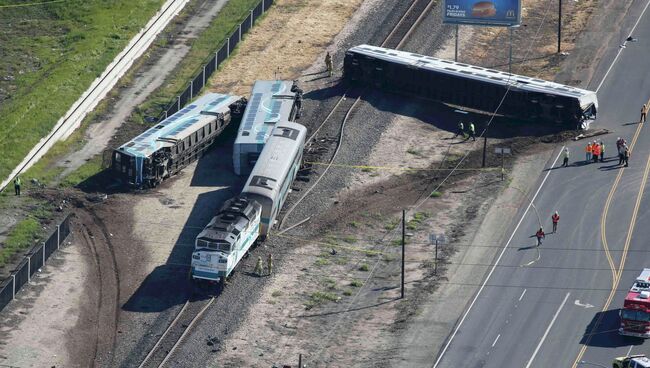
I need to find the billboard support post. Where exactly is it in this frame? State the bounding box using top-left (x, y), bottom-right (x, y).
top-left (454, 24), bottom-right (459, 61)
top-left (557, 0), bottom-right (562, 53)
top-left (509, 26), bottom-right (513, 74)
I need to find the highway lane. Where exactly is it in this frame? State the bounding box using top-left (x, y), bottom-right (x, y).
top-left (433, 1), bottom-right (650, 367)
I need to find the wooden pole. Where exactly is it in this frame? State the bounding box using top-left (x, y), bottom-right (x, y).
top-left (401, 210), bottom-right (405, 299)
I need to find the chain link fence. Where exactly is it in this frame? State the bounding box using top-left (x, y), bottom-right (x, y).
top-left (0, 213), bottom-right (73, 314)
top-left (158, 0), bottom-right (274, 122)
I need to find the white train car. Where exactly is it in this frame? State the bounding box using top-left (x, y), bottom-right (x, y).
top-left (232, 80), bottom-right (302, 176)
top-left (191, 196), bottom-right (261, 286)
top-left (241, 121), bottom-right (307, 237)
top-left (344, 44), bottom-right (598, 128)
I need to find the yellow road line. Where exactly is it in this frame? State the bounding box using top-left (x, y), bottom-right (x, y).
top-left (573, 155), bottom-right (650, 368)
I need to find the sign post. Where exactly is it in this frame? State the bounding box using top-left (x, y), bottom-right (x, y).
top-left (494, 147), bottom-right (511, 180)
top-left (429, 233), bottom-right (446, 275)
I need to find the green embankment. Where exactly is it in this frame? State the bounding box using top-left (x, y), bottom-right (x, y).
top-left (0, 0), bottom-right (166, 182)
top-left (19, 0), bottom-right (265, 187)
top-left (0, 217), bottom-right (41, 267)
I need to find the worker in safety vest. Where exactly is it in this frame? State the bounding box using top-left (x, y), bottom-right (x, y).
top-left (454, 121), bottom-right (465, 138)
top-left (562, 147), bottom-right (570, 167)
top-left (535, 227), bottom-right (545, 246)
top-left (551, 211), bottom-right (560, 233)
top-left (641, 103), bottom-right (648, 124)
top-left (325, 52), bottom-right (333, 77)
top-left (468, 122), bottom-right (476, 141)
top-left (254, 256), bottom-right (263, 277)
top-left (14, 176), bottom-right (21, 196)
top-left (267, 253), bottom-right (273, 276)
top-left (585, 142), bottom-right (592, 162)
top-left (599, 141), bottom-right (605, 162)
top-left (592, 140), bottom-right (601, 163)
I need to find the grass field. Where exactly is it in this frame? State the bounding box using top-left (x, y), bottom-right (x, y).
top-left (0, 0), bottom-right (166, 182)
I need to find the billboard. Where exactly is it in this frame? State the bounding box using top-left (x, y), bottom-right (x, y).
top-left (443, 0), bottom-right (521, 26)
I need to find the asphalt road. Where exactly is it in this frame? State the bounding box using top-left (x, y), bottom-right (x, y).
top-left (433, 1), bottom-right (650, 367)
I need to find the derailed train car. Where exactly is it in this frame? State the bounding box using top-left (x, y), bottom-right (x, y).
top-left (191, 196), bottom-right (261, 287)
top-left (344, 45), bottom-right (598, 128)
top-left (241, 121), bottom-right (307, 238)
top-left (112, 93), bottom-right (246, 187)
top-left (191, 121), bottom-right (307, 286)
top-left (232, 80), bottom-right (303, 176)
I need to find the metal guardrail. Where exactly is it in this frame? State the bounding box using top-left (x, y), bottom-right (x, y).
top-left (0, 214), bottom-right (73, 313)
top-left (157, 0), bottom-right (274, 122)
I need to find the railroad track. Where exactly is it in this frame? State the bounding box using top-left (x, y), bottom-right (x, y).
top-left (138, 297), bottom-right (215, 368)
top-left (279, 0), bottom-right (436, 229)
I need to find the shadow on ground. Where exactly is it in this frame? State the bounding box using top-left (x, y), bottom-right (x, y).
top-left (578, 309), bottom-right (645, 348)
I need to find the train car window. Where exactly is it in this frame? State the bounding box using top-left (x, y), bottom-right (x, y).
top-left (114, 152), bottom-right (121, 163)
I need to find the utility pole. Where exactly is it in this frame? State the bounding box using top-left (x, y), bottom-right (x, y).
top-left (455, 24), bottom-right (459, 62)
top-left (482, 126), bottom-right (487, 168)
top-left (298, 353), bottom-right (302, 368)
top-left (401, 209), bottom-right (405, 299)
top-left (558, 0), bottom-right (562, 53)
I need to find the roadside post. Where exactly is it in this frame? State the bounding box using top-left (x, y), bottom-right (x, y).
top-left (429, 233), bottom-right (446, 275)
top-left (401, 209), bottom-right (406, 299)
top-left (494, 147), bottom-right (511, 181)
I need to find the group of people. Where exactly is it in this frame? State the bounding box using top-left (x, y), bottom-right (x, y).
top-left (585, 140), bottom-right (606, 163)
top-left (453, 121), bottom-right (476, 141)
top-left (616, 137), bottom-right (631, 167)
top-left (535, 211), bottom-right (561, 246)
top-left (254, 254), bottom-right (274, 277)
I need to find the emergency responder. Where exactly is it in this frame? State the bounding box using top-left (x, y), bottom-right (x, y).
top-left (535, 227), bottom-right (545, 247)
top-left (641, 103), bottom-right (648, 123)
top-left (267, 253), bottom-right (273, 276)
top-left (468, 122), bottom-right (476, 141)
top-left (623, 146), bottom-right (631, 167)
top-left (551, 211), bottom-right (560, 233)
top-left (14, 176), bottom-right (21, 196)
top-left (585, 142), bottom-right (592, 162)
top-left (599, 141), bottom-right (605, 162)
top-left (325, 52), bottom-right (333, 77)
top-left (592, 140), bottom-right (600, 163)
top-left (453, 121), bottom-right (465, 138)
top-left (254, 256), bottom-right (263, 277)
top-left (562, 147), bottom-right (570, 167)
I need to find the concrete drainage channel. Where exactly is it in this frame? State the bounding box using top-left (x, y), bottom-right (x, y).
top-left (0, 0), bottom-right (191, 192)
top-left (0, 214), bottom-right (73, 313)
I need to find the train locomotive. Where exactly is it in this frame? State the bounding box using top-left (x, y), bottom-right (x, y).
top-left (344, 44), bottom-right (598, 128)
top-left (112, 93), bottom-right (246, 188)
top-left (233, 80), bottom-right (303, 176)
top-left (191, 196), bottom-right (261, 287)
top-left (191, 121), bottom-right (307, 285)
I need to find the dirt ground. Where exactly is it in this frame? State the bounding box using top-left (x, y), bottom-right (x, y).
top-left (207, 0), bottom-right (364, 95)
top-left (0, 0), bottom-right (610, 366)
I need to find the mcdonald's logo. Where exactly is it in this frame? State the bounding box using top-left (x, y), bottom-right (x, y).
top-left (506, 9), bottom-right (515, 17)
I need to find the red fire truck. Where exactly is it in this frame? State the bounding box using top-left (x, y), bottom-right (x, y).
top-left (620, 269), bottom-right (650, 338)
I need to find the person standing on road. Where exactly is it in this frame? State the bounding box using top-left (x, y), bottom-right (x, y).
top-left (585, 142), bottom-right (592, 163)
top-left (325, 52), bottom-right (333, 77)
top-left (536, 227), bottom-right (545, 246)
top-left (267, 253), bottom-right (273, 276)
top-left (641, 103), bottom-right (648, 123)
top-left (599, 141), bottom-right (605, 162)
top-left (623, 146), bottom-right (631, 167)
top-left (254, 256), bottom-right (263, 277)
top-left (14, 176), bottom-right (21, 196)
top-left (552, 211), bottom-right (560, 233)
top-left (468, 122), bottom-right (476, 141)
top-left (562, 147), bottom-right (570, 167)
top-left (592, 140), bottom-right (601, 163)
top-left (619, 143), bottom-right (627, 165)
top-left (454, 121), bottom-right (465, 138)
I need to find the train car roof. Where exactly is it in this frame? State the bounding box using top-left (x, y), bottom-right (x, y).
top-left (349, 45), bottom-right (597, 104)
top-left (117, 93), bottom-right (241, 159)
top-left (234, 80), bottom-right (298, 146)
top-left (242, 121), bottom-right (307, 199)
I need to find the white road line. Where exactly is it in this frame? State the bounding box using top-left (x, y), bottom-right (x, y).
top-left (432, 148), bottom-right (564, 368)
top-left (627, 345), bottom-right (634, 357)
top-left (524, 292), bottom-right (571, 368)
top-left (492, 334), bottom-right (501, 348)
top-left (595, 0), bottom-right (650, 93)
top-left (519, 289), bottom-right (527, 302)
